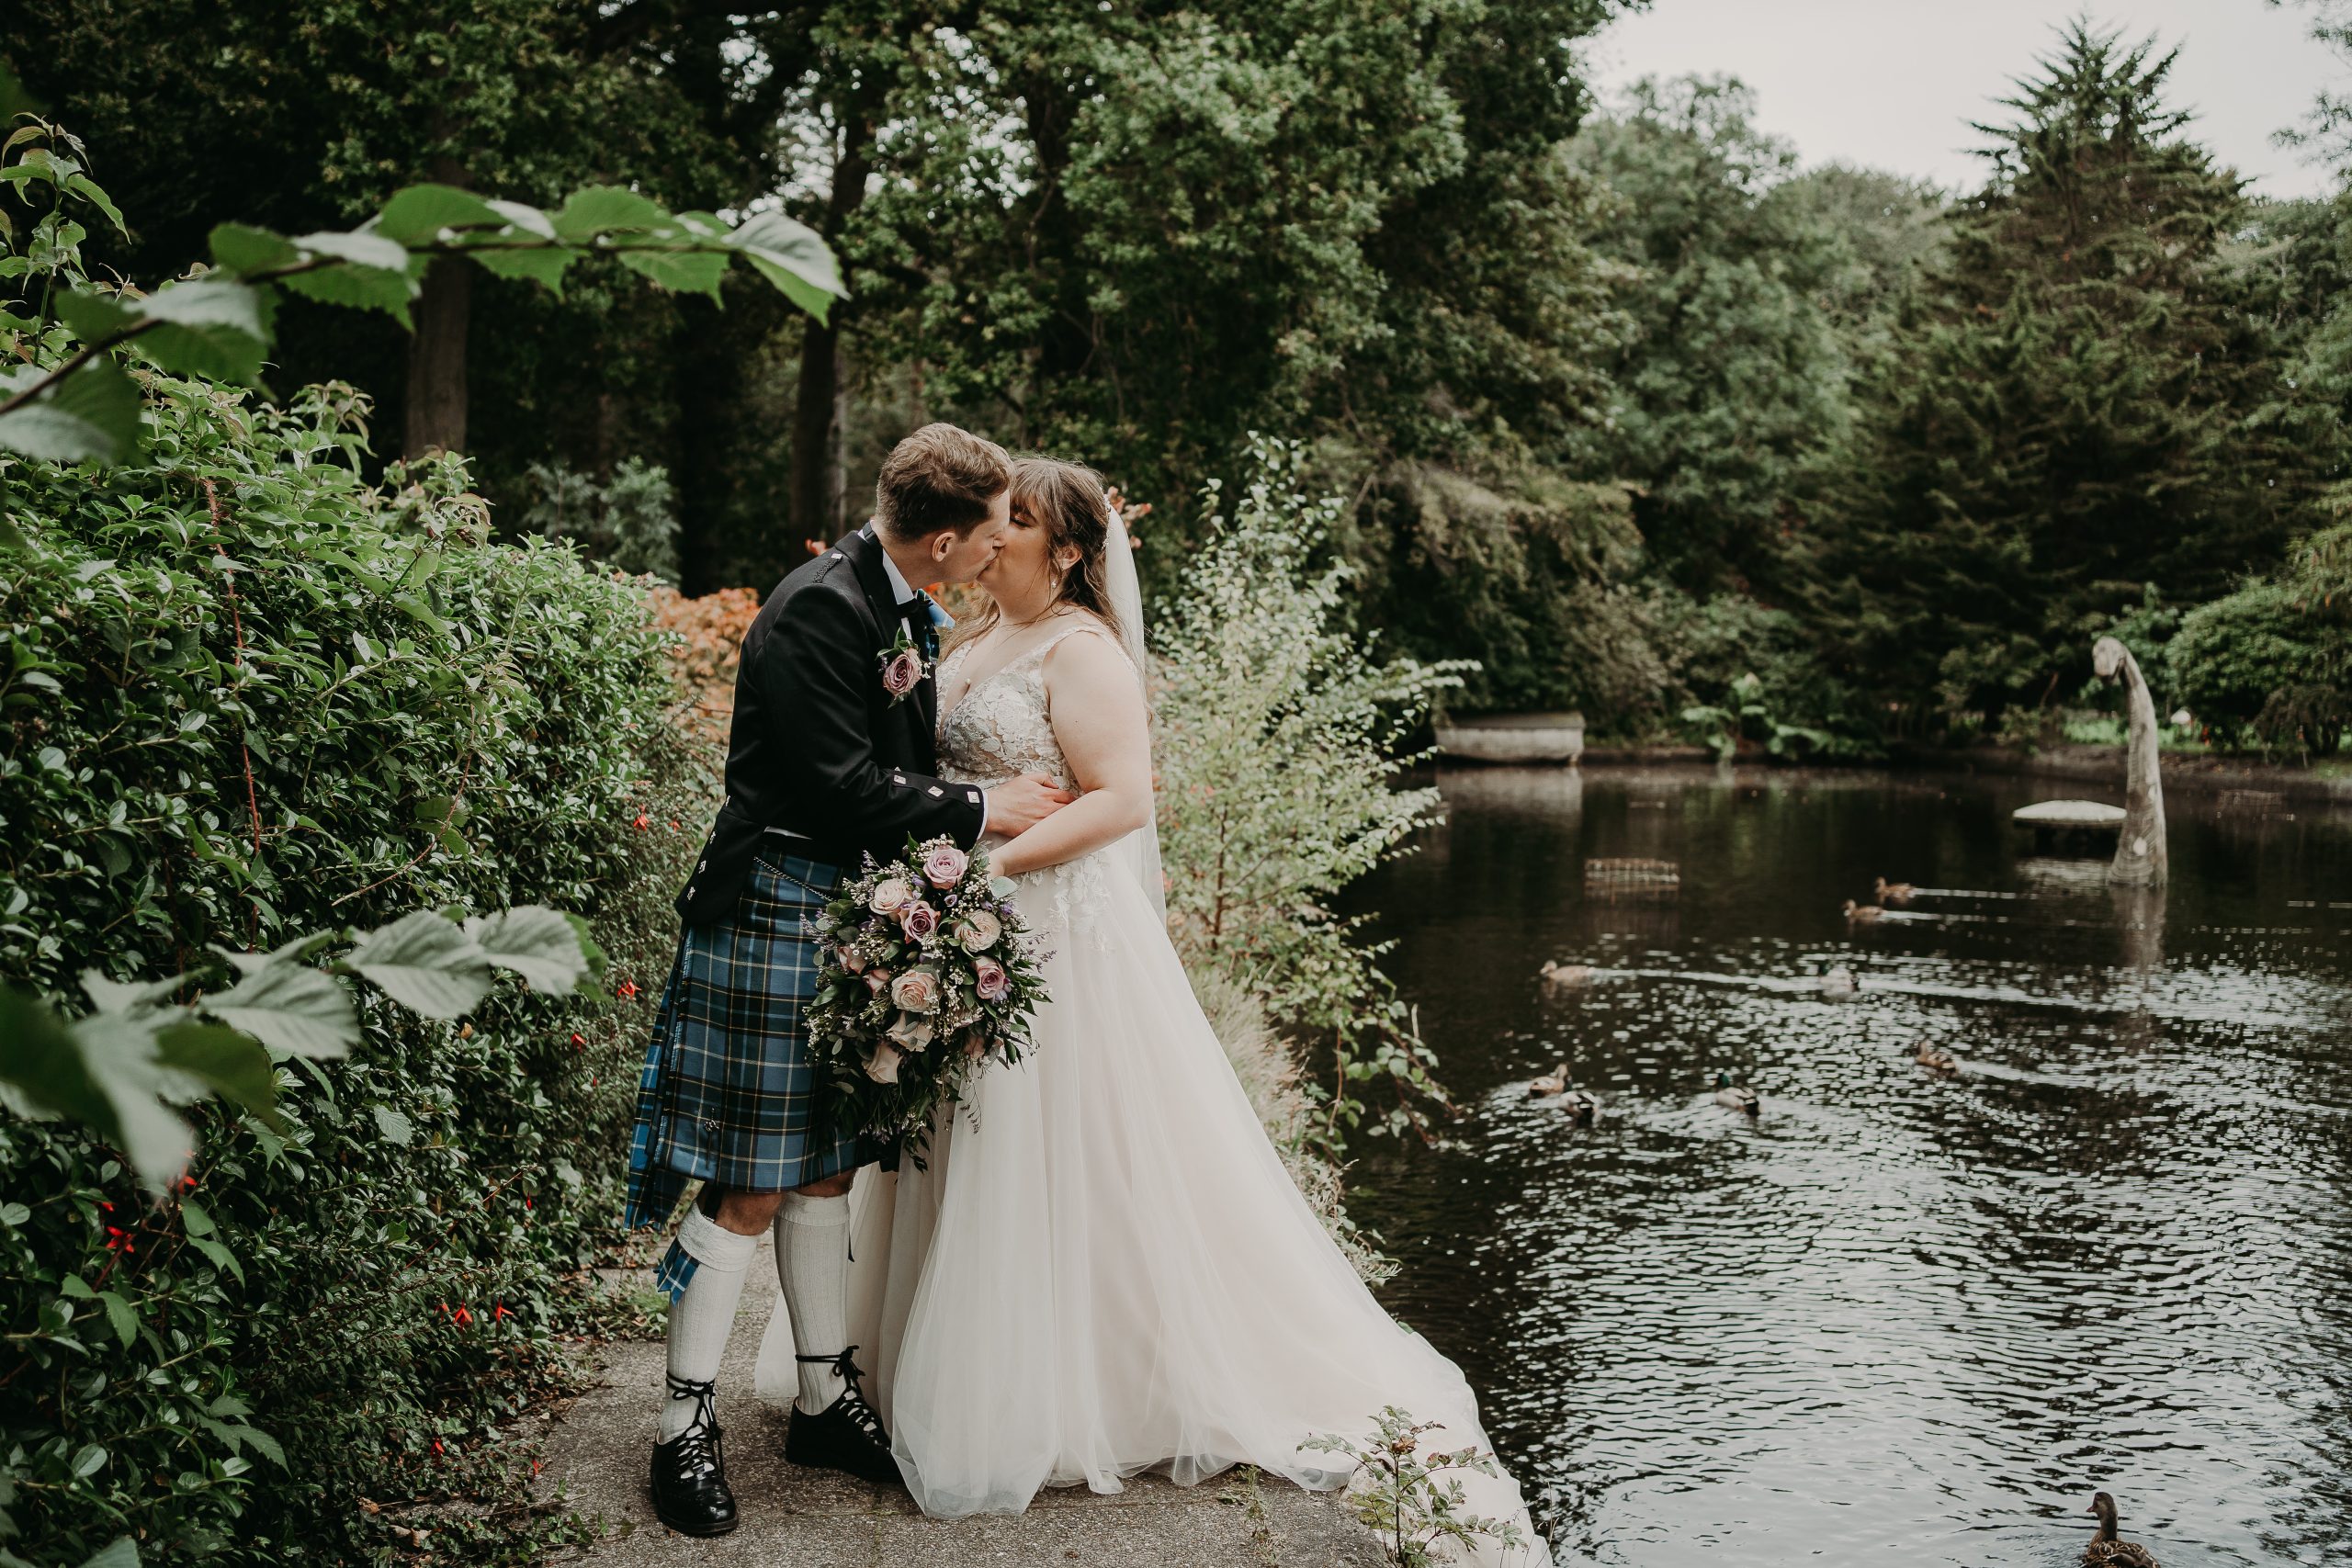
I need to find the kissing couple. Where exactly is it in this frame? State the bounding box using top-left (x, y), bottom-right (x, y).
top-left (623, 423), bottom-right (1545, 1563)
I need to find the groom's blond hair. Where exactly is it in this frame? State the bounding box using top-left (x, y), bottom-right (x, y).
top-left (874, 423), bottom-right (1011, 542)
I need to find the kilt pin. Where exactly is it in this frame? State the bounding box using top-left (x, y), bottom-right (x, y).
top-left (622, 525), bottom-right (980, 1301)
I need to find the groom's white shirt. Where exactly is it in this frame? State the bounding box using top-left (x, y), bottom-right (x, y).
top-left (767, 525), bottom-right (985, 844)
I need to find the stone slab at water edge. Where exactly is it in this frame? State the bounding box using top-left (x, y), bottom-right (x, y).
top-left (1435, 713), bottom-right (1586, 765)
top-left (534, 1239), bottom-right (1388, 1567)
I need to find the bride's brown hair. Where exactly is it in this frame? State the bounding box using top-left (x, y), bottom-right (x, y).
top-left (949, 457), bottom-right (1128, 652)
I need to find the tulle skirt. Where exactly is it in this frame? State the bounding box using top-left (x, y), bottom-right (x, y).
top-left (756, 846), bottom-right (1546, 1566)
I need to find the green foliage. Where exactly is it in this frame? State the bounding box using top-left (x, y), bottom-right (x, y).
top-left (1302, 1406), bottom-right (1527, 1568)
top-left (521, 457), bottom-right (682, 585)
top-left (1154, 439), bottom-right (1468, 1148)
top-left (0, 355), bottom-right (705, 1562)
top-left (1804, 23), bottom-right (2316, 732)
top-left (0, 119), bottom-right (842, 467)
top-left (2170, 581), bottom-right (2340, 749)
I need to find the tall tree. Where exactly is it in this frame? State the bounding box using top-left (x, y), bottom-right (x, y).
top-left (1804, 23), bottom-right (2312, 730)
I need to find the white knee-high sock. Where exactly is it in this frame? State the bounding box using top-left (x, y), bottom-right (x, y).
top-left (776, 1190), bottom-right (852, 1414)
top-left (660, 1204), bottom-right (760, 1441)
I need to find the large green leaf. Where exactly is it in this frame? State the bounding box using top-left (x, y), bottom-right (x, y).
top-left (375, 183), bottom-right (509, 245)
top-left (277, 231), bottom-right (417, 325)
top-left (618, 247), bottom-right (728, 301)
top-left (0, 359), bottom-right (141, 463)
top-left (466, 245), bottom-right (577, 295)
top-left (466, 906), bottom-right (592, 993)
top-left (153, 1021), bottom-right (283, 1127)
top-left (78, 1538), bottom-right (141, 1568)
top-left (345, 910), bottom-right (491, 1019)
top-left (0, 985), bottom-right (110, 1127)
top-left (729, 210), bottom-right (846, 323)
top-left (209, 222), bottom-right (300, 277)
top-left (204, 962), bottom-right (358, 1056)
top-left (96, 279), bottom-right (273, 385)
top-left (551, 185), bottom-right (670, 242)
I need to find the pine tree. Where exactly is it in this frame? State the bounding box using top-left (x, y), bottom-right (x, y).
top-left (1805, 22), bottom-right (2310, 731)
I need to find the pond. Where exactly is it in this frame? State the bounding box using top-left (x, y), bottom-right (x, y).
top-left (1348, 764), bottom-right (2352, 1567)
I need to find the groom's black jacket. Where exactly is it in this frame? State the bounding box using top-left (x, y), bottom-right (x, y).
top-left (675, 528), bottom-right (987, 926)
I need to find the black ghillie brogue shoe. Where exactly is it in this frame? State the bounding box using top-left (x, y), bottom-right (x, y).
top-left (650, 1375), bottom-right (739, 1537)
top-left (784, 1347), bottom-right (902, 1486)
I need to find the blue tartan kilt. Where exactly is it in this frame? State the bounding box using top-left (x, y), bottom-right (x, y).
top-left (624, 847), bottom-right (864, 1268)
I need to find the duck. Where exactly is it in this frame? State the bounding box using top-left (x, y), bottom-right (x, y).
top-left (1560, 1087), bottom-right (1600, 1127)
top-left (1538, 959), bottom-right (1594, 988)
top-left (1911, 1039), bottom-right (1960, 1076)
top-left (1712, 1071), bottom-right (1760, 1117)
top-left (1527, 1063), bottom-right (1569, 1097)
top-left (1818, 964), bottom-right (1859, 998)
top-left (1874, 876), bottom-right (1917, 905)
top-left (2083, 1492), bottom-right (2158, 1567)
top-left (1842, 899), bottom-right (1884, 922)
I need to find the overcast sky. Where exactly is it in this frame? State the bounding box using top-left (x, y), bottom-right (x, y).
top-left (1583, 0), bottom-right (2346, 198)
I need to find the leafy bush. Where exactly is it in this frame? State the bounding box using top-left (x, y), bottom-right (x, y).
top-left (2169, 580), bottom-right (2336, 750)
top-left (0, 362), bottom-right (705, 1563)
top-left (522, 458), bottom-right (682, 585)
top-left (1153, 438), bottom-right (1467, 1147)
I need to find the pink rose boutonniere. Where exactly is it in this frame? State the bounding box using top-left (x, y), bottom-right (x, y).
top-left (878, 625), bottom-right (929, 705)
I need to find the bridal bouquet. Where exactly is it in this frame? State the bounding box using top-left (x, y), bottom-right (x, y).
top-left (805, 835), bottom-right (1049, 1165)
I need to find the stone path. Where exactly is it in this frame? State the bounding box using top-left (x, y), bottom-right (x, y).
top-left (535, 1237), bottom-right (1388, 1568)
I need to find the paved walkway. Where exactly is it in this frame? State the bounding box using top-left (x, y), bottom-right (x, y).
top-left (535, 1239), bottom-right (1388, 1568)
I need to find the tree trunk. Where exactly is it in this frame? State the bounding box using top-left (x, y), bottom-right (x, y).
top-left (787, 102), bottom-right (876, 543)
top-left (403, 256), bottom-right (471, 458)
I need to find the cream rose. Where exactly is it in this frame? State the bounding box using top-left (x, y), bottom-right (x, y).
top-left (889, 966), bottom-right (944, 1015)
top-left (886, 1014), bottom-right (934, 1053)
top-left (869, 877), bottom-right (915, 916)
top-left (864, 1043), bottom-right (904, 1084)
top-left (952, 908), bottom-right (1002, 953)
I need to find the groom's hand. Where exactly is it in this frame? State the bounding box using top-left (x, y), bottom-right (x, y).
top-left (985, 773), bottom-right (1076, 837)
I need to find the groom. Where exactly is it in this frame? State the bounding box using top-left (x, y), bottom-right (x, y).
top-left (624, 423), bottom-right (1072, 1537)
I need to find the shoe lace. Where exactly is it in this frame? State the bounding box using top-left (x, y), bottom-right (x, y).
top-left (797, 1345), bottom-right (888, 1447)
top-left (663, 1373), bottom-right (725, 1480)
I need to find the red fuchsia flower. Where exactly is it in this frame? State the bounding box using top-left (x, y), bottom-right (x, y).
top-left (880, 648), bottom-right (924, 700)
top-left (616, 981), bottom-right (639, 999)
top-left (493, 1303), bottom-right (513, 1323)
top-left (451, 1305), bottom-right (475, 1327)
top-left (105, 1226), bottom-right (134, 1254)
top-left (633, 814), bottom-right (650, 831)
top-left (921, 842), bottom-right (969, 888)
top-left (973, 955), bottom-right (1011, 1002)
top-left (570, 1032), bottom-right (587, 1049)
top-left (899, 899), bottom-right (941, 942)
top-left (431, 1438), bottom-right (445, 1456)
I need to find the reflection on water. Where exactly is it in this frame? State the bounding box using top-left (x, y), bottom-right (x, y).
top-left (1348, 766), bottom-right (2352, 1567)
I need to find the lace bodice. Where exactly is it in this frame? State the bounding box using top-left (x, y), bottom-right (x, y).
top-left (935, 622), bottom-right (1129, 938)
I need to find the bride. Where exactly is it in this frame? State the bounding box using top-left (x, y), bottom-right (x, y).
top-left (758, 457), bottom-right (1545, 1566)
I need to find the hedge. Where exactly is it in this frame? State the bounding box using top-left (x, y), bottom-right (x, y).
top-left (0, 372), bottom-right (704, 1565)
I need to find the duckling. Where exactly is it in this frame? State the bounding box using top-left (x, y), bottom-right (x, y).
top-left (1842, 898), bottom-right (1884, 922)
top-left (1538, 959), bottom-right (1594, 988)
top-left (1712, 1071), bottom-right (1760, 1117)
top-left (1527, 1063), bottom-right (1569, 1097)
top-left (1818, 964), bottom-right (1859, 998)
top-left (2083, 1492), bottom-right (2158, 1567)
top-left (1911, 1039), bottom-right (1960, 1076)
top-left (1874, 876), bottom-right (1917, 905)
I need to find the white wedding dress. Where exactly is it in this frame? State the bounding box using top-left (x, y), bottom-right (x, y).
top-left (756, 621), bottom-right (1545, 1566)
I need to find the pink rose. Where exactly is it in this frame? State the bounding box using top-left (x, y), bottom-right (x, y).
top-left (921, 843), bottom-right (969, 889)
top-left (973, 955), bottom-right (1011, 1002)
top-left (837, 944), bottom-right (866, 975)
top-left (962, 1028), bottom-right (989, 1060)
top-left (951, 908), bottom-right (1001, 953)
top-left (890, 966), bottom-right (944, 1015)
top-left (881, 648), bottom-right (925, 699)
top-left (870, 877), bottom-right (914, 916)
top-left (865, 1043), bottom-right (904, 1084)
top-left (864, 968), bottom-right (891, 995)
top-left (899, 898), bottom-right (941, 942)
